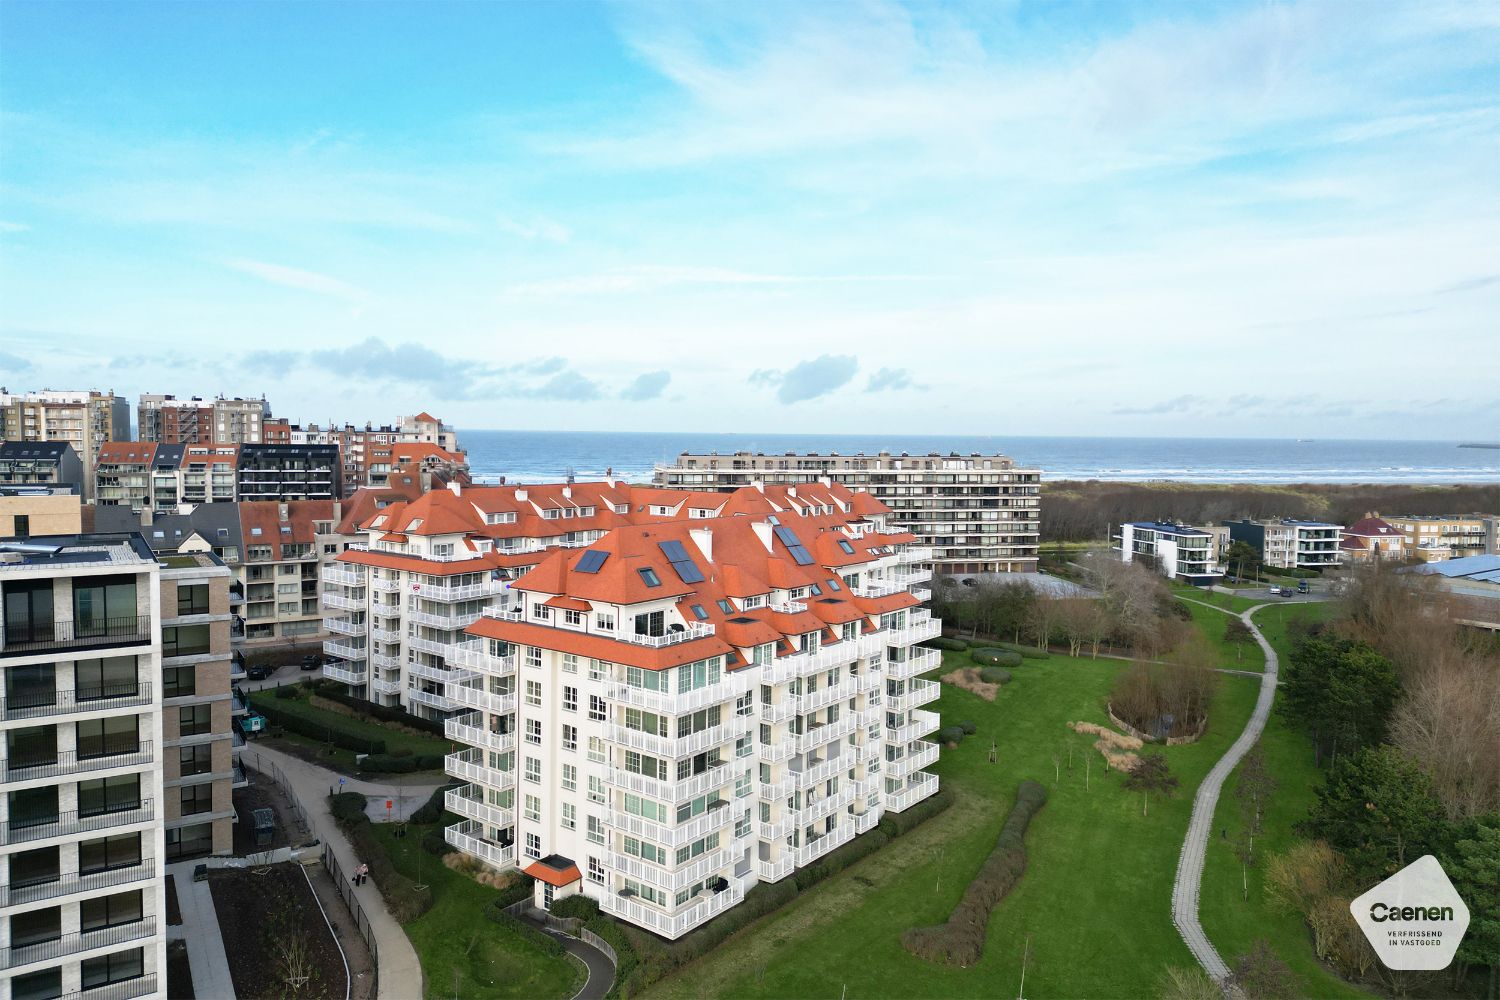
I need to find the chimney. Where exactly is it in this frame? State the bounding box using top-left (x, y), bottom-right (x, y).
top-left (449, 481), bottom-right (462, 497)
top-left (690, 526), bottom-right (713, 563)
top-left (752, 478), bottom-right (765, 494)
top-left (563, 485), bottom-right (572, 499)
top-left (514, 488), bottom-right (528, 502)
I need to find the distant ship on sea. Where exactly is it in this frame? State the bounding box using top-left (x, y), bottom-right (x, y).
top-left (1458, 442), bottom-right (1500, 450)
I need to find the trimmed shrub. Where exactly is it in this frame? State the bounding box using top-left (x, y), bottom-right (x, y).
top-left (901, 781), bottom-right (1047, 966)
top-left (482, 901), bottom-right (565, 957)
top-left (879, 786), bottom-right (956, 840)
top-left (978, 667), bottom-right (1012, 685)
top-left (937, 726), bottom-right (965, 746)
top-left (411, 781), bottom-right (459, 825)
top-left (414, 754), bottom-right (444, 770)
top-left (274, 685), bottom-right (298, 700)
top-left (313, 687), bottom-right (448, 736)
top-left (419, 828), bottom-right (451, 856)
top-left (329, 791), bottom-right (368, 824)
top-left (253, 700), bottom-right (387, 755)
top-left (493, 875), bottom-right (534, 910)
top-left (994, 641), bottom-right (1050, 660)
top-left (958, 720), bottom-right (978, 735)
top-left (550, 895), bottom-right (600, 920)
top-left (924, 636), bottom-right (968, 652)
top-left (971, 648), bottom-right (1023, 668)
top-left (358, 754), bottom-right (418, 773)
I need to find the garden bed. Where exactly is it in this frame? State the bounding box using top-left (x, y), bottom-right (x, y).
top-left (208, 863), bottom-right (348, 1000)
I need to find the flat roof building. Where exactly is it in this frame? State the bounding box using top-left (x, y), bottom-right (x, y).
top-left (1117, 521), bottom-right (1222, 584)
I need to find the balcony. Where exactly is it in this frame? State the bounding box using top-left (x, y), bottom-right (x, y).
top-left (796, 786), bottom-right (856, 825)
top-left (370, 576), bottom-right (402, 593)
top-left (607, 675), bottom-right (750, 715)
top-left (231, 688), bottom-right (248, 715)
top-left (792, 714), bottom-right (858, 753)
top-left (886, 772), bottom-right (940, 812)
top-left (888, 648), bottom-right (941, 680)
top-left (899, 546), bottom-right (935, 563)
top-left (406, 635), bottom-right (454, 658)
top-left (324, 616), bottom-right (363, 637)
top-left (444, 747), bottom-right (514, 788)
top-left (605, 721), bottom-right (747, 760)
top-left (445, 714), bottom-right (517, 753)
top-left (446, 819), bottom-right (516, 871)
top-left (888, 678), bottom-right (940, 713)
top-left (606, 761), bottom-right (735, 803)
top-left (0, 684), bottom-right (154, 723)
top-left (407, 608), bottom-right (479, 631)
top-left (608, 847), bottom-right (736, 893)
top-left (370, 651), bottom-right (401, 671)
top-left (756, 774), bottom-right (795, 801)
top-left (851, 579), bottom-right (904, 599)
top-left (372, 677), bottom-right (401, 696)
top-left (447, 641), bottom-right (518, 676)
top-left (757, 736), bottom-right (795, 763)
top-left (0, 616), bottom-right (153, 659)
top-left (322, 661), bottom-right (366, 686)
top-left (60, 972), bottom-right (159, 1000)
top-left (1, 915), bottom-right (157, 971)
top-left (757, 814), bottom-right (796, 841)
top-left (853, 809), bottom-right (879, 834)
top-left (321, 565), bottom-right (365, 588)
top-left (323, 638), bottom-right (365, 662)
top-left (795, 823), bottom-right (856, 867)
top-left (602, 880), bottom-right (744, 940)
top-left (790, 678), bottom-right (858, 715)
top-left (623, 622), bottom-right (716, 649)
top-left (420, 578), bottom-right (508, 602)
top-left (446, 682), bottom-right (518, 717)
top-left (446, 786), bottom-right (515, 829)
top-left (321, 593), bottom-right (364, 612)
top-left (606, 803), bottom-right (737, 848)
top-left (0, 801), bottom-right (155, 847)
top-left (2, 743), bottom-right (155, 782)
top-left (407, 687), bottom-right (459, 712)
top-left (406, 660), bottom-right (461, 685)
top-left (756, 854), bottom-right (794, 882)
top-left (0, 855), bottom-right (155, 907)
top-left (790, 753), bottom-right (852, 789)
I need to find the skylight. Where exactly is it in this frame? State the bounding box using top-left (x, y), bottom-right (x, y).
top-left (837, 539), bottom-right (855, 555)
top-left (690, 604), bottom-right (709, 621)
top-left (638, 567), bottom-right (661, 588)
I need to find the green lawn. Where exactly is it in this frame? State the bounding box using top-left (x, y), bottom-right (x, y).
top-left (1175, 596), bottom-right (1266, 671)
top-left (250, 685), bottom-right (453, 765)
top-left (1198, 600), bottom-right (1370, 999)
top-left (372, 822), bottom-right (582, 1000)
top-left (645, 651), bottom-right (1262, 1000)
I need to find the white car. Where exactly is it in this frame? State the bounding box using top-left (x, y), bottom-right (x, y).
top-left (1268, 586), bottom-right (1284, 596)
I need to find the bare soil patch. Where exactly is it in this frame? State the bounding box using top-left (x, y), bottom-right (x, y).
top-left (208, 863), bottom-right (348, 1000)
top-left (166, 939), bottom-right (194, 1000)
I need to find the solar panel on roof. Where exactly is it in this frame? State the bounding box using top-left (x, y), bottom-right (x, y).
top-left (575, 550), bottom-right (609, 573)
top-left (772, 526), bottom-right (814, 565)
top-left (658, 540), bottom-right (706, 584)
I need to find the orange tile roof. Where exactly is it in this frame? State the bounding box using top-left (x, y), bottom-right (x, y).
top-left (465, 616), bottom-right (730, 671)
top-left (339, 548), bottom-right (505, 577)
top-left (97, 441), bottom-right (158, 464)
top-left (543, 595), bottom-right (592, 612)
top-left (522, 860), bottom-right (581, 887)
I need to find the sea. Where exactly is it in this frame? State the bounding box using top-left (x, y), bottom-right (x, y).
top-left (455, 431), bottom-right (1500, 486)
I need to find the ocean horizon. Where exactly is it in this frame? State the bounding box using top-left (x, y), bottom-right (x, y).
top-left (452, 431), bottom-right (1500, 486)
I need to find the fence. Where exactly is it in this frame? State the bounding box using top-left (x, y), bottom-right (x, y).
top-left (323, 848), bottom-right (380, 999)
top-left (506, 900), bottom-right (619, 995)
top-left (243, 750), bottom-right (312, 836)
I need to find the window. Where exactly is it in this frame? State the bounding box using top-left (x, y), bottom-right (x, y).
top-left (561, 724), bottom-right (577, 752)
top-left (532, 603), bottom-right (550, 621)
top-left (81, 889), bottom-right (143, 931)
top-left (735, 812), bottom-right (752, 838)
top-left (624, 878), bottom-right (664, 905)
top-left (176, 584), bottom-right (210, 616)
top-left (595, 613), bottom-right (615, 631)
top-left (589, 695), bottom-right (606, 722)
top-left (587, 737), bottom-right (606, 763)
top-left (674, 832), bottom-right (720, 866)
top-left (77, 715), bottom-right (138, 759)
top-left (563, 609), bottom-right (583, 626)
top-left (8, 846), bottom-right (59, 892)
top-left (10, 906), bottom-right (61, 948)
top-left (625, 751), bottom-right (667, 780)
top-left (587, 776), bottom-right (605, 804)
top-left (180, 782), bottom-right (213, 816)
top-left (586, 815), bottom-right (605, 845)
top-left (525, 757), bottom-right (541, 783)
top-left (624, 793), bottom-right (668, 822)
top-left (12, 967), bottom-right (60, 1000)
top-left (561, 802), bottom-right (576, 829)
top-left (562, 654), bottom-right (579, 674)
top-left (623, 836), bottom-right (667, 865)
top-left (716, 599), bottom-right (733, 614)
top-left (588, 660), bottom-right (606, 681)
top-left (525, 719), bottom-right (542, 745)
top-left (162, 624), bottom-right (211, 657)
top-left (736, 692), bottom-right (754, 717)
top-left (562, 763), bottom-right (577, 791)
top-left (81, 946), bottom-right (144, 991)
top-left (736, 772), bottom-right (752, 798)
top-left (79, 833), bottom-right (141, 875)
top-left (587, 856), bottom-right (605, 884)
top-left (563, 686), bottom-right (578, 712)
top-left (524, 794), bottom-right (540, 822)
top-left (178, 704), bottom-right (212, 738)
top-left (11, 514), bottom-right (29, 539)
top-left (525, 833), bottom-right (541, 859)
top-left (179, 744), bottom-right (213, 777)
top-left (75, 657), bottom-right (138, 701)
top-left (71, 575), bottom-right (139, 638)
top-left (162, 665), bottom-right (195, 699)
top-left (637, 567), bottom-right (661, 588)
top-left (525, 646), bottom-right (542, 669)
top-left (525, 680), bottom-right (542, 707)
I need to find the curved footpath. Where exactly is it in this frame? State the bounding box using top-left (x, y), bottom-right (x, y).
top-left (245, 743), bottom-right (427, 1000)
top-left (533, 922), bottom-right (615, 1000)
top-left (1169, 601), bottom-right (1280, 987)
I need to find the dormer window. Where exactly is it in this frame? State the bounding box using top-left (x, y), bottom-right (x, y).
top-left (742, 595), bottom-right (764, 609)
top-left (409, 518), bottom-right (423, 530)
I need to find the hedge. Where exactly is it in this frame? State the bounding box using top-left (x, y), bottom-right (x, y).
top-left (958, 720), bottom-right (977, 735)
top-left (607, 787), bottom-right (955, 998)
top-left (326, 794), bottom-right (434, 922)
top-left (978, 667), bottom-right (1012, 685)
top-left (970, 648), bottom-right (1023, 668)
top-left (924, 636), bottom-right (968, 652)
top-left (901, 781), bottom-right (1047, 965)
top-left (254, 700), bottom-right (387, 755)
top-left (358, 752), bottom-right (445, 773)
top-left (411, 781), bottom-right (461, 825)
top-left (549, 895), bottom-right (600, 920)
top-left (313, 684), bottom-right (448, 737)
top-left (993, 641), bottom-right (1050, 660)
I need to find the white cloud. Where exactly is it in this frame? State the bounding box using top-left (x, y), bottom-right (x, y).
top-left (225, 258), bottom-right (368, 301)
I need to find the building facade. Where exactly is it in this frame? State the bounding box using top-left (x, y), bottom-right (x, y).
top-left (0, 488), bottom-right (82, 540)
top-left (1380, 514), bottom-right (1499, 562)
top-left (236, 445), bottom-right (341, 502)
top-left (1225, 518), bottom-right (1344, 570)
top-left (434, 484), bottom-right (941, 939)
top-left (655, 451), bottom-right (1041, 576)
top-left (0, 443), bottom-right (85, 496)
top-left (1117, 522), bottom-right (1222, 584)
top-left (1338, 516), bottom-right (1408, 563)
top-left (0, 392), bottom-right (130, 500)
top-left (136, 396), bottom-right (269, 446)
top-left (0, 532), bottom-right (168, 1000)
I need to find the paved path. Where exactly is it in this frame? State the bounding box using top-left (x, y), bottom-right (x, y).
top-left (1169, 602), bottom-right (1280, 988)
top-left (243, 743), bottom-right (427, 1000)
top-left (521, 915), bottom-right (615, 1000)
top-left (243, 740), bottom-right (448, 823)
top-left (165, 863), bottom-right (236, 1000)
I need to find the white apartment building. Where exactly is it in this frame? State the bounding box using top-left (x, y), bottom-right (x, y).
top-left (1117, 522), bottom-right (1222, 584)
top-left (1225, 518), bottom-right (1344, 570)
top-left (0, 533), bottom-right (167, 1000)
top-left (655, 451), bottom-right (1041, 577)
top-left (437, 488), bottom-right (941, 939)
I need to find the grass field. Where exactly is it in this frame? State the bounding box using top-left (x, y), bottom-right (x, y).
top-left (250, 685), bottom-right (453, 768)
top-left (1174, 596), bottom-right (1266, 671)
top-left (373, 822), bottom-right (583, 1000)
top-left (645, 650), bottom-right (1263, 1000)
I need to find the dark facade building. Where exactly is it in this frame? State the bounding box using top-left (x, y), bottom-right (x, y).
top-left (0, 440), bottom-right (85, 493)
top-left (236, 444), bottom-right (341, 502)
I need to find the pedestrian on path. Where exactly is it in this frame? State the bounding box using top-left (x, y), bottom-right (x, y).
top-left (355, 863), bottom-right (369, 886)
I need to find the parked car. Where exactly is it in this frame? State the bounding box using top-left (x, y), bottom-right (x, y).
top-left (300, 654), bottom-right (322, 671)
top-left (1268, 586), bottom-right (1284, 596)
top-left (1297, 580), bottom-right (1310, 594)
top-left (247, 664), bottom-right (274, 681)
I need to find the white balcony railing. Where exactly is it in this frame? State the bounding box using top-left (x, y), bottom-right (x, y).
top-left (321, 593), bottom-right (364, 612)
top-left (886, 772), bottom-right (940, 812)
top-left (447, 641), bottom-right (518, 676)
top-left (407, 687), bottom-right (459, 712)
top-left (446, 683), bottom-right (518, 717)
top-left (444, 748), bottom-right (514, 788)
top-left (321, 565), bottom-right (365, 587)
top-left (446, 819), bottom-right (516, 871)
top-left (607, 847), bottom-right (736, 893)
top-left (324, 617), bottom-right (363, 637)
top-left (755, 855), bottom-right (794, 883)
top-left (604, 721), bottom-right (747, 761)
top-left (792, 714), bottom-right (858, 753)
top-left (606, 804), bottom-right (738, 849)
top-left (322, 639), bottom-right (365, 662)
top-left (601, 881), bottom-right (744, 940)
top-left (607, 675), bottom-right (751, 716)
top-left (445, 714), bottom-right (518, 753)
top-left (322, 662), bottom-right (366, 686)
top-left (604, 763), bottom-right (736, 803)
top-left (446, 786), bottom-right (515, 829)
top-left (621, 622), bottom-right (717, 649)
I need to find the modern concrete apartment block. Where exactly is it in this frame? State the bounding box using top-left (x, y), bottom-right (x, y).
top-left (440, 486), bottom-right (941, 939)
top-left (236, 445), bottom-right (341, 503)
top-left (0, 443), bottom-right (85, 497)
top-left (655, 451), bottom-right (1041, 576)
top-left (137, 395), bottom-right (270, 446)
top-left (158, 552), bottom-right (240, 860)
top-left (1381, 514), bottom-right (1500, 562)
top-left (0, 533), bottom-right (168, 1000)
top-left (1225, 518), bottom-right (1344, 570)
top-left (1118, 522), bottom-right (1222, 584)
top-left (0, 392), bottom-right (130, 500)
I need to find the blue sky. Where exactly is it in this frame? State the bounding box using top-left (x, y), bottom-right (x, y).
top-left (1, 1), bottom-right (1496, 438)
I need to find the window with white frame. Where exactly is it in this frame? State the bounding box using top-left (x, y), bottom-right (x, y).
top-left (525, 756), bottom-right (541, 783)
top-left (596, 613), bottom-right (615, 631)
top-left (525, 719), bottom-right (542, 744)
top-left (562, 763), bottom-right (577, 791)
top-left (562, 653), bottom-right (579, 674)
top-left (563, 686), bottom-right (578, 712)
top-left (735, 772), bottom-right (752, 798)
top-left (587, 776), bottom-right (605, 804)
top-left (587, 857), bottom-right (604, 883)
top-left (532, 603), bottom-right (550, 620)
top-left (563, 609), bottom-right (583, 626)
top-left (525, 680), bottom-right (542, 707)
top-left (561, 724), bottom-right (577, 752)
top-left (526, 832), bottom-right (541, 859)
top-left (588, 695), bottom-right (606, 721)
top-left (524, 794), bottom-right (540, 822)
top-left (735, 812), bottom-right (752, 838)
top-left (587, 737), bottom-right (606, 763)
top-left (526, 646), bottom-right (543, 668)
top-left (587, 815), bottom-right (605, 845)
top-left (561, 802), bottom-right (576, 830)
